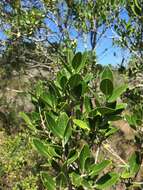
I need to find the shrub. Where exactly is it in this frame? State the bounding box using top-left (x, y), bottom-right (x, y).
top-left (0, 132), bottom-right (40, 189)
top-left (21, 51), bottom-right (142, 190)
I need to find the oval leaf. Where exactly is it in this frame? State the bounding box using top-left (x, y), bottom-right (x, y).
top-left (79, 144), bottom-right (90, 172)
top-left (33, 138), bottom-right (49, 157)
top-left (96, 172), bottom-right (119, 189)
top-left (41, 172), bottom-right (56, 190)
top-left (19, 112), bottom-right (35, 130)
top-left (100, 79), bottom-right (113, 96)
top-left (108, 84), bottom-right (128, 102)
top-left (122, 151), bottom-right (141, 179)
top-left (67, 150), bottom-right (79, 165)
top-left (72, 52), bottom-right (82, 71)
top-left (89, 160), bottom-right (111, 177)
top-left (56, 112), bottom-right (69, 139)
top-left (73, 119), bottom-right (90, 131)
top-left (101, 66), bottom-right (113, 81)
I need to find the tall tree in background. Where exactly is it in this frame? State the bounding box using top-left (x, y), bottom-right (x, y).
top-left (0, 0), bottom-right (124, 66)
top-left (113, 0), bottom-right (143, 67)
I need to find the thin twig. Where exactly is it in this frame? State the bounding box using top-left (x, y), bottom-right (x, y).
top-left (103, 141), bottom-right (128, 166)
top-left (95, 146), bottom-right (100, 164)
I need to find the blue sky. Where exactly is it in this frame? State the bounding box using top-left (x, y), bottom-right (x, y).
top-left (46, 17), bottom-right (130, 66)
top-left (0, 27), bottom-right (129, 65)
top-left (0, 5), bottom-right (130, 66)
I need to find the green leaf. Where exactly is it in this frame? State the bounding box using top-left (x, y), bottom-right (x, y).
top-left (134, 0), bottom-right (141, 10)
top-left (46, 114), bottom-right (59, 137)
top-left (108, 84), bottom-right (128, 102)
top-left (19, 112), bottom-right (35, 130)
top-left (76, 51), bottom-right (88, 72)
top-left (100, 79), bottom-right (113, 96)
top-left (111, 0), bottom-right (115, 5)
top-left (73, 119), bottom-right (90, 131)
top-left (96, 172), bottom-right (119, 189)
top-left (49, 82), bottom-right (61, 97)
top-left (131, 3), bottom-right (142, 17)
top-left (101, 66), bottom-right (113, 81)
top-left (96, 107), bottom-right (115, 115)
top-left (89, 160), bottom-right (111, 177)
top-left (84, 96), bottom-right (92, 113)
top-left (67, 150), bottom-right (79, 165)
top-left (70, 172), bottom-right (82, 187)
top-left (33, 138), bottom-right (60, 158)
top-left (41, 172), bottom-right (56, 190)
top-left (48, 146), bottom-right (61, 158)
top-left (122, 152), bottom-right (141, 179)
top-left (68, 74), bottom-right (82, 88)
top-left (107, 115), bottom-right (122, 121)
top-left (63, 122), bottom-right (72, 145)
top-left (32, 138), bottom-right (49, 157)
top-left (105, 126), bottom-right (118, 137)
top-left (56, 172), bottom-right (67, 188)
top-left (35, 81), bottom-right (44, 98)
top-left (40, 92), bottom-right (54, 108)
top-left (79, 144), bottom-right (90, 172)
top-left (116, 103), bottom-right (127, 110)
top-left (100, 66), bottom-right (114, 96)
top-left (70, 172), bottom-right (93, 189)
top-left (125, 114), bottom-right (137, 129)
top-left (46, 113), bottom-right (69, 140)
top-left (67, 49), bottom-right (74, 65)
top-left (72, 52), bottom-right (82, 71)
top-left (56, 112), bottom-right (69, 139)
top-left (81, 179), bottom-right (93, 189)
top-left (84, 73), bottom-right (93, 83)
top-left (72, 83), bottom-right (83, 98)
top-left (60, 76), bottom-right (67, 89)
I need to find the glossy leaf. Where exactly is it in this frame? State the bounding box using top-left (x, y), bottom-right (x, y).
top-left (125, 114), bottom-right (137, 130)
top-left (60, 76), bottom-right (67, 89)
top-left (89, 160), bottom-right (111, 177)
top-left (72, 52), bottom-right (82, 71)
top-left (79, 144), bottom-right (90, 172)
top-left (107, 115), bottom-right (122, 121)
top-left (72, 83), bottom-right (83, 98)
top-left (46, 114), bottom-right (59, 137)
top-left (73, 119), bottom-right (90, 131)
top-left (105, 126), bottom-right (119, 137)
top-left (40, 92), bottom-right (54, 108)
top-left (67, 49), bottom-right (74, 65)
top-left (67, 150), bottom-right (79, 165)
top-left (56, 172), bottom-right (67, 188)
top-left (63, 122), bottom-right (72, 145)
top-left (100, 66), bottom-right (114, 96)
top-left (70, 172), bottom-right (82, 187)
top-left (33, 138), bottom-right (49, 157)
top-left (68, 74), bottom-right (82, 88)
top-left (96, 172), bottom-right (119, 189)
top-left (84, 96), bottom-right (92, 113)
top-left (41, 172), bottom-right (56, 190)
top-left (122, 151), bottom-right (141, 179)
top-left (19, 112), bottom-right (35, 130)
top-left (108, 84), bottom-right (128, 102)
top-left (100, 79), bottom-right (113, 96)
top-left (101, 66), bottom-right (113, 81)
top-left (33, 138), bottom-right (60, 158)
top-left (96, 107), bottom-right (115, 115)
top-left (56, 112), bottom-right (69, 139)
top-left (76, 51), bottom-right (88, 72)
top-left (129, 151), bottom-right (141, 176)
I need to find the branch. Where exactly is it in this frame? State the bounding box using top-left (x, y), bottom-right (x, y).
top-left (110, 28), bottom-right (142, 62)
top-left (103, 141), bottom-right (128, 166)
